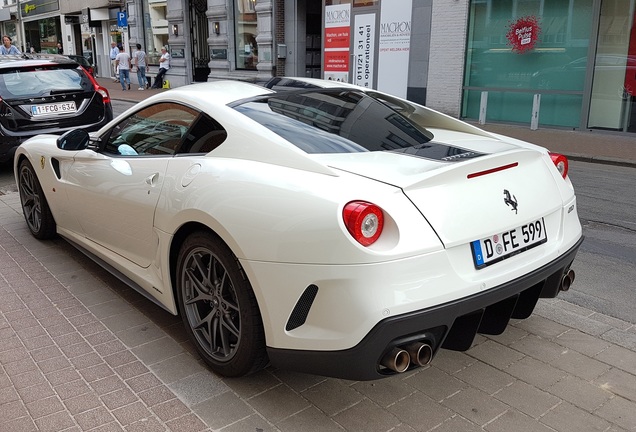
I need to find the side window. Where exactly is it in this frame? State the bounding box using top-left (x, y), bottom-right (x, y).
top-left (103, 103), bottom-right (198, 156)
top-left (179, 113), bottom-right (228, 154)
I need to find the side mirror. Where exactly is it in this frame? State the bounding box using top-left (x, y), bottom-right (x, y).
top-left (57, 129), bottom-right (90, 150)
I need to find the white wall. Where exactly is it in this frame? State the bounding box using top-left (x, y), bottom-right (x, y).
top-left (426, 0), bottom-right (469, 117)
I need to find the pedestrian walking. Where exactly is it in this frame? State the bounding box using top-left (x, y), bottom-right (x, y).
top-left (115, 46), bottom-right (132, 91)
top-left (0, 35), bottom-right (21, 55)
top-left (151, 46), bottom-right (170, 89)
top-left (133, 44), bottom-right (147, 90)
top-left (109, 41), bottom-right (119, 82)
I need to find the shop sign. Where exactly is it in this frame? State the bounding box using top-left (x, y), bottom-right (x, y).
top-left (506, 16), bottom-right (541, 54)
top-left (353, 14), bottom-right (375, 88)
top-left (377, 0), bottom-right (412, 98)
top-left (324, 3), bottom-right (351, 82)
top-left (21, 0), bottom-right (59, 17)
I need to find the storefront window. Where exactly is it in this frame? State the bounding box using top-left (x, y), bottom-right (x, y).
top-left (462, 0), bottom-right (593, 128)
top-left (588, 0), bottom-right (636, 132)
top-left (24, 17), bottom-right (61, 54)
top-left (235, 0), bottom-right (258, 70)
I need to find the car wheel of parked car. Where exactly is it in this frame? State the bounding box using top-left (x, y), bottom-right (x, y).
top-left (176, 231), bottom-right (268, 377)
top-left (18, 160), bottom-right (56, 239)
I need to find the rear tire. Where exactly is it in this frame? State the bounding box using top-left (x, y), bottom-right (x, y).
top-left (18, 159), bottom-right (56, 239)
top-left (176, 231), bottom-right (268, 377)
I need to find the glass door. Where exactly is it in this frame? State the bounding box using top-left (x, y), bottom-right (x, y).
top-left (588, 0), bottom-right (636, 131)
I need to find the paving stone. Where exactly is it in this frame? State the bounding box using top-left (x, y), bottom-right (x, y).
top-left (25, 396), bottom-right (65, 420)
top-left (247, 383), bottom-right (312, 423)
top-left (16, 382), bottom-right (56, 404)
top-left (332, 398), bottom-right (401, 432)
top-left (555, 329), bottom-right (611, 357)
top-left (125, 373), bottom-right (163, 393)
top-left (540, 401), bottom-right (610, 432)
top-left (149, 352), bottom-right (207, 385)
top-left (548, 375), bottom-right (613, 412)
top-left (387, 391), bottom-right (454, 432)
top-left (467, 339), bottom-right (526, 369)
top-left (441, 387), bottom-right (508, 426)
top-left (131, 337), bottom-right (185, 366)
top-left (485, 324), bottom-right (529, 346)
top-left (493, 380), bottom-right (560, 418)
top-left (191, 390), bottom-right (253, 429)
top-left (63, 392), bottom-right (102, 415)
top-left (403, 366), bottom-right (466, 402)
top-left (151, 398), bottom-right (191, 422)
top-left (223, 369), bottom-right (282, 399)
top-left (100, 387), bottom-right (139, 410)
top-left (484, 409), bottom-right (555, 432)
top-left (594, 345), bottom-right (636, 375)
top-left (504, 356), bottom-right (567, 390)
top-left (117, 323), bottom-right (167, 348)
top-left (552, 349), bottom-right (611, 381)
top-left (112, 401), bottom-right (153, 426)
top-left (430, 349), bottom-right (475, 374)
top-left (34, 410), bottom-right (75, 432)
top-left (165, 412), bottom-right (209, 432)
top-left (352, 375), bottom-right (416, 408)
top-left (593, 368), bottom-right (636, 402)
top-left (432, 415), bottom-right (481, 432)
top-left (73, 406), bottom-right (117, 431)
top-left (139, 385), bottom-right (177, 407)
top-left (454, 360), bottom-right (515, 395)
top-left (167, 372), bottom-right (227, 406)
top-left (600, 329), bottom-right (636, 353)
top-left (276, 406), bottom-right (344, 432)
top-left (594, 396), bottom-right (636, 431)
top-left (510, 334), bottom-right (568, 363)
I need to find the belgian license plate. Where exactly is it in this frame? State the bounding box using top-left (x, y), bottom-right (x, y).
top-left (31, 102), bottom-right (77, 116)
top-left (471, 218), bottom-right (547, 269)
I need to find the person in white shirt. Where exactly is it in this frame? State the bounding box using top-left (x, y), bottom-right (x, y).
top-left (115, 46), bottom-right (132, 91)
top-left (132, 44), bottom-right (147, 90)
top-left (152, 47), bottom-right (171, 89)
top-left (109, 42), bottom-right (120, 82)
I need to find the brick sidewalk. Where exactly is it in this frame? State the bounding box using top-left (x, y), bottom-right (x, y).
top-left (1, 189), bottom-right (636, 431)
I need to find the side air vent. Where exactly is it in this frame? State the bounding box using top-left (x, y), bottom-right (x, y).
top-left (285, 285), bottom-right (319, 331)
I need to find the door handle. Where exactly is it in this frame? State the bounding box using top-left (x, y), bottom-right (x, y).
top-left (145, 172), bottom-right (159, 186)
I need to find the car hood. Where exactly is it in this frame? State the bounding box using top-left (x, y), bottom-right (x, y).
top-left (314, 131), bottom-right (565, 247)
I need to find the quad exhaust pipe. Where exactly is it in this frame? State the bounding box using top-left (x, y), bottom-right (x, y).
top-left (380, 342), bottom-right (433, 373)
top-left (560, 269), bottom-right (575, 292)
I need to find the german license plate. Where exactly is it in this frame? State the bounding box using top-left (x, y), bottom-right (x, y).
top-left (471, 218), bottom-right (547, 269)
top-left (31, 102), bottom-right (77, 116)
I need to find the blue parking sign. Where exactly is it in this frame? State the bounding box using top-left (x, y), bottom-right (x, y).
top-left (117, 11), bottom-right (127, 28)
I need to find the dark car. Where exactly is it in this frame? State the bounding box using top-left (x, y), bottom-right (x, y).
top-left (0, 54), bottom-right (112, 163)
top-left (66, 54), bottom-right (95, 77)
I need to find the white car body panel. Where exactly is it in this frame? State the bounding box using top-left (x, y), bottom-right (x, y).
top-left (14, 79), bottom-right (583, 380)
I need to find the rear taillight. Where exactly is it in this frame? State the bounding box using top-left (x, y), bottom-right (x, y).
top-left (84, 68), bottom-right (110, 104)
top-left (343, 201), bottom-right (384, 246)
top-left (549, 152), bottom-right (569, 178)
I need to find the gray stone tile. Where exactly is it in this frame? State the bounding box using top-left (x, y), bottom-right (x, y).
top-left (467, 339), bottom-right (525, 369)
top-left (594, 396), bottom-right (636, 431)
top-left (206, 413), bottom-right (275, 432)
top-left (101, 310), bottom-right (150, 334)
top-left (540, 401), bottom-right (610, 432)
top-left (504, 356), bottom-right (567, 390)
top-left (301, 379), bottom-right (362, 417)
top-left (332, 398), bottom-right (401, 432)
top-left (484, 409), bottom-right (555, 432)
top-left (535, 303), bottom-right (613, 337)
top-left (387, 391), bottom-right (454, 432)
top-left (555, 329), bottom-right (612, 357)
top-left (116, 323), bottom-right (167, 348)
top-left (167, 371), bottom-right (228, 406)
top-left (552, 349), bottom-right (611, 381)
top-left (485, 324), bottom-right (528, 346)
top-left (548, 375), bottom-right (613, 412)
top-left (149, 352), bottom-right (206, 385)
top-left (454, 360), bottom-right (515, 395)
top-left (593, 368), bottom-right (636, 402)
top-left (601, 329), bottom-right (636, 351)
top-left (493, 380), bottom-right (560, 418)
top-left (111, 401), bottom-right (152, 426)
top-left (192, 391), bottom-right (255, 429)
top-left (432, 415), bottom-right (481, 432)
top-left (224, 369), bottom-right (283, 399)
top-left (131, 337), bottom-right (185, 366)
top-left (441, 387), bottom-right (508, 426)
top-left (352, 375), bottom-right (416, 408)
top-left (404, 365), bottom-right (467, 402)
top-left (244, 383), bottom-right (310, 424)
top-left (88, 299), bottom-right (133, 320)
top-left (277, 406), bottom-right (343, 432)
top-left (430, 349), bottom-right (475, 374)
top-left (510, 334), bottom-right (568, 363)
top-left (594, 345), bottom-right (636, 375)
top-left (270, 369), bottom-right (327, 393)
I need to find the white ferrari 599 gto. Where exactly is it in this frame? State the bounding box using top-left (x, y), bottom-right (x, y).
top-left (15, 78), bottom-right (583, 380)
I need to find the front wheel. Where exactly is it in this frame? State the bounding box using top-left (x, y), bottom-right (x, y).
top-left (176, 231), bottom-right (268, 377)
top-left (18, 159), bottom-right (56, 239)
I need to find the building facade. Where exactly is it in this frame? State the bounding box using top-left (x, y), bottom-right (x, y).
top-left (3, 0), bottom-right (636, 135)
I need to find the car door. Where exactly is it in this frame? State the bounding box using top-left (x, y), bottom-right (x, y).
top-left (64, 102), bottom-right (198, 267)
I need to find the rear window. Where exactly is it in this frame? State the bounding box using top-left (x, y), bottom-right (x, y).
top-left (233, 89), bottom-right (434, 154)
top-left (0, 65), bottom-right (91, 99)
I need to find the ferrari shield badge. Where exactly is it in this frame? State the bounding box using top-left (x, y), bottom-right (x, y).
top-left (40, 156), bottom-right (45, 169)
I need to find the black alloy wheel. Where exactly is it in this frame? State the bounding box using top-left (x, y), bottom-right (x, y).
top-left (18, 159), bottom-right (56, 239)
top-left (176, 231), bottom-right (267, 377)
